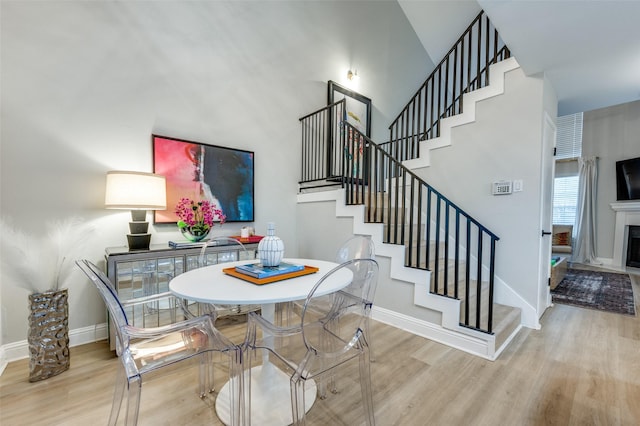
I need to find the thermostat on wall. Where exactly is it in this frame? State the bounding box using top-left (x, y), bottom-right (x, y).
top-left (492, 181), bottom-right (512, 195)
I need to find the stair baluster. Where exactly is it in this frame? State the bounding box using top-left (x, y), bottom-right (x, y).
top-left (385, 10), bottom-right (510, 163)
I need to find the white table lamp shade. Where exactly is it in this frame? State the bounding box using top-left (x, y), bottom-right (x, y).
top-left (105, 171), bottom-right (166, 250)
top-left (105, 171), bottom-right (166, 210)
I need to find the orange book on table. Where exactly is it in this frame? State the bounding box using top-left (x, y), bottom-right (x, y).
top-left (223, 265), bottom-right (319, 285)
top-left (229, 235), bottom-right (264, 243)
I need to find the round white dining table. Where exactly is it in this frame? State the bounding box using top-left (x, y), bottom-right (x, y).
top-left (169, 258), bottom-right (351, 426)
top-left (169, 258), bottom-right (348, 306)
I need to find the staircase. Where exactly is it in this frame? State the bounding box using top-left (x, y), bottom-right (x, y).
top-left (297, 11), bottom-right (524, 360)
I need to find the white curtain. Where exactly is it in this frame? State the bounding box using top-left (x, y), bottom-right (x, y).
top-left (573, 156), bottom-right (600, 264)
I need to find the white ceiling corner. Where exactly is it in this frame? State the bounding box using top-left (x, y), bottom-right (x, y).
top-left (399, 0), bottom-right (640, 116)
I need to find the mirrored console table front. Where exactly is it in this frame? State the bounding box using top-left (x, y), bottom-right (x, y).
top-left (104, 242), bottom-right (258, 350)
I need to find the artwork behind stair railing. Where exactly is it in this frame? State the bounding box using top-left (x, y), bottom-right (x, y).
top-left (327, 80), bottom-right (371, 137)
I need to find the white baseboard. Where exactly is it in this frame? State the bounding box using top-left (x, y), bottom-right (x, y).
top-left (371, 306), bottom-right (497, 361)
top-left (594, 257), bottom-right (623, 271)
top-left (0, 347), bottom-right (7, 376)
top-left (0, 323), bottom-right (108, 371)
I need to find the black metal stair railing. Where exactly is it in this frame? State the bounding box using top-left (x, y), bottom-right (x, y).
top-left (385, 10), bottom-right (511, 163)
top-left (297, 9), bottom-right (507, 334)
top-left (342, 122), bottom-right (499, 334)
top-left (299, 99), bottom-right (346, 189)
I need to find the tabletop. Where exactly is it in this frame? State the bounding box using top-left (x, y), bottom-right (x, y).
top-left (169, 258), bottom-right (350, 305)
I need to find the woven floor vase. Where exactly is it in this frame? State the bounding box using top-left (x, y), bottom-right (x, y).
top-left (28, 289), bottom-right (70, 382)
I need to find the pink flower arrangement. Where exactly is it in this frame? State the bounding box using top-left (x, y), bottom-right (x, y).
top-left (175, 198), bottom-right (225, 236)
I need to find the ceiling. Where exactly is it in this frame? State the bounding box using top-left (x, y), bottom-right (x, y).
top-left (398, 0), bottom-right (640, 116)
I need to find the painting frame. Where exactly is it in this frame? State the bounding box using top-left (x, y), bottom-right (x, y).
top-left (327, 80), bottom-right (371, 137)
top-left (327, 81), bottom-right (371, 183)
top-left (152, 134), bottom-right (255, 224)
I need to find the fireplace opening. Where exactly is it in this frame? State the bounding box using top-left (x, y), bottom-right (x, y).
top-left (627, 226), bottom-right (640, 268)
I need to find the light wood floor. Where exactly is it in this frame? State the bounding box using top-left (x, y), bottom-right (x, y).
top-left (2, 268), bottom-right (639, 426)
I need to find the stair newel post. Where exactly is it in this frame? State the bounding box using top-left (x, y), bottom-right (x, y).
top-left (444, 201), bottom-right (450, 296)
top-left (444, 57), bottom-right (450, 118)
top-left (476, 229), bottom-right (484, 329)
top-left (408, 177), bottom-right (416, 268)
top-left (425, 189), bottom-right (432, 270)
top-left (416, 181), bottom-right (424, 269)
top-left (465, 220), bottom-right (471, 324)
top-left (400, 168), bottom-right (407, 244)
top-left (454, 211), bottom-right (461, 299)
top-left (452, 44), bottom-right (458, 116)
top-left (488, 237), bottom-right (497, 334)
top-left (475, 17), bottom-right (481, 86)
top-left (415, 97), bottom-right (420, 159)
top-left (484, 14), bottom-right (490, 85)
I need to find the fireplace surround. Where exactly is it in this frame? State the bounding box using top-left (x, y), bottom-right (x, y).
top-left (611, 201), bottom-right (640, 268)
top-left (627, 226), bottom-right (640, 268)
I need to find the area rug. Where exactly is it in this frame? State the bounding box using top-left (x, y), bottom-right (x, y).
top-left (551, 268), bottom-right (636, 316)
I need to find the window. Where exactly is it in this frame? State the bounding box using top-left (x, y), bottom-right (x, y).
top-left (553, 112), bottom-right (583, 225)
top-left (556, 113), bottom-right (582, 160)
top-left (553, 176), bottom-right (579, 225)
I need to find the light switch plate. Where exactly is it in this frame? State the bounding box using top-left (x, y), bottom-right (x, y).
top-left (513, 179), bottom-right (523, 192)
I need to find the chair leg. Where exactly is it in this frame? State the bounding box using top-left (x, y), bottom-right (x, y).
top-left (208, 352), bottom-right (215, 394)
top-left (318, 318), bottom-right (339, 398)
top-left (199, 352), bottom-right (214, 397)
top-left (290, 374), bottom-right (307, 425)
top-left (108, 369), bottom-right (127, 426)
top-left (123, 376), bottom-right (142, 426)
top-left (227, 348), bottom-right (246, 426)
top-left (242, 326), bottom-right (258, 426)
top-left (359, 344), bottom-right (376, 426)
top-left (365, 317), bottom-right (375, 362)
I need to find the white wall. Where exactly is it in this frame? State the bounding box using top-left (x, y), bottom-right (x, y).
top-left (0, 1), bottom-right (432, 348)
top-left (413, 67), bottom-right (555, 308)
top-left (581, 100), bottom-right (640, 262)
top-left (296, 201), bottom-right (443, 324)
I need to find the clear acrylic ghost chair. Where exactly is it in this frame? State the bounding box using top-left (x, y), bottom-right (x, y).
top-left (197, 236), bottom-right (253, 268)
top-left (281, 235), bottom-right (376, 320)
top-left (76, 260), bottom-right (244, 426)
top-left (335, 235), bottom-right (377, 361)
top-left (285, 235), bottom-right (377, 355)
top-left (336, 234), bottom-right (376, 264)
top-left (244, 258), bottom-right (379, 425)
top-left (279, 235), bottom-right (378, 396)
top-left (184, 236), bottom-right (259, 318)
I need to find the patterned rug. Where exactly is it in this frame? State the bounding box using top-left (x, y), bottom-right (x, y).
top-left (551, 268), bottom-right (636, 316)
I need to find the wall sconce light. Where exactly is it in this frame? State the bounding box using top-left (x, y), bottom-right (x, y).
top-left (347, 69), bottom-right (359, 82)
top-left (105, 171), bottom-right (167, 251)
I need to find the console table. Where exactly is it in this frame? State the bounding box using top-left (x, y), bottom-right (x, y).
top-left (104, 241), bottom-right (258, 350)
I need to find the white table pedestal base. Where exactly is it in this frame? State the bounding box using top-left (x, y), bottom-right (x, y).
top-left (216, 362), bottom-right (316, 426)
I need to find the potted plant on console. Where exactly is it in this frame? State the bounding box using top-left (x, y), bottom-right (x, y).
top-left (175, 197), bottom-right (226, 242)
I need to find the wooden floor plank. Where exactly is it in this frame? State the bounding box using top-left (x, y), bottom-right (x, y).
top-left (1, 268), bottom-right (639, 425)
